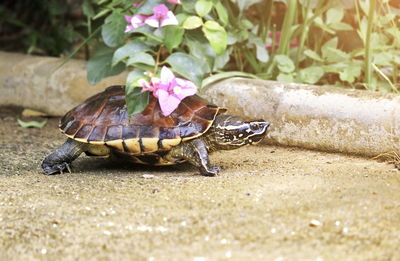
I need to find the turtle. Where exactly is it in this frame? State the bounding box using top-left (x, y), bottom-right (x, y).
top-left (42, 85), bottom-right (270, 176)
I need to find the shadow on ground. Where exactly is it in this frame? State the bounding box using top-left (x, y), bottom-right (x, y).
top-left (1, 106), bottom-right (400, 260)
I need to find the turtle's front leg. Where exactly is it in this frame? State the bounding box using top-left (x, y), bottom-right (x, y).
top-left (165, 138), bottom-right (220, 176)
top-left (41, 138), bottom-right (86, 175)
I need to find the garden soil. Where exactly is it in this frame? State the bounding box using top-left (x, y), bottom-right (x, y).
top-left (1, 106), bottom-right (400, 261)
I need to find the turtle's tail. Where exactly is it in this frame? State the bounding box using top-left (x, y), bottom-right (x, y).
top-left (42, 138), bottom-right (86, 175)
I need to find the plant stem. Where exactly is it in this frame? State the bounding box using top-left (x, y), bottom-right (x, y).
top-left (365, 0), bottom-right (376, 90)
top-left (372, 63), bottom-right (397, 93)
top-left (48, 26), bottom-right (102, 77)
top-left (154, 45), bottom-right (163, 74)
top-left (295, 0), bottom-right (311, 69)
top-left (277, 0), bottom-right (297, 55)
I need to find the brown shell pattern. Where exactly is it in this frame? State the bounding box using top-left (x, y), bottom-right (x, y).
top-left (59, 85), bottom-right (225, 154)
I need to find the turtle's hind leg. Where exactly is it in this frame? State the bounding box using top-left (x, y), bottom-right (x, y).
top-left (42, 138), bottom-right (87, 175)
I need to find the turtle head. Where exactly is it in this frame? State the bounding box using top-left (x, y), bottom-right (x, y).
top-left (211, 115), bottom-right (270, 150)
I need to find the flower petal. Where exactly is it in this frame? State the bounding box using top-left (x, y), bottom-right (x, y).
top-left (160, 66), bottom-right (175, 85)
top-left (153, 4), bottom-right (169, 15)
top-left (160, 11), bottom-right (179, 27)
top-left (124, 15), bottom-right (132, 23)
top-left (167, 0), bottom-right (181, 4)
top-left (174, 78), bottom-right (197, 100)
top-left (131, 14), bottom-right (148, 29)
top-left (144, 15), bottom-right (160, 28)
top-left (138, 79), bottom-right (151, 92)
top-left (157, 89), bottom-right (181, 116)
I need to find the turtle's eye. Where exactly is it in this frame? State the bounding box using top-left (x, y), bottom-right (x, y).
top-left (250, 123), bottom-right (259, 131)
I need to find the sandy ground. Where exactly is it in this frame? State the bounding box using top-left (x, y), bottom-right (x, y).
top-left (1, 106), bottom-right (400, 261)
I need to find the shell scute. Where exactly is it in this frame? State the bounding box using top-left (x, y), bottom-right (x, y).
top-left (105, 125), bottom-right (123, 142)
top-left (122, 125), bottom-right (139, 139)
top-left (88, 126), bottom-right (107, 142)
top-left (60, 85), bottom-right (223, 153)
top-left (75, 124), bottom-right (93, 139)
top-left (64, 121), bottom-right (81, 136)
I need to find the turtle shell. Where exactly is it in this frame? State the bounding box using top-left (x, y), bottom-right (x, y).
top-left (60, 85), bottom-right (225, 155)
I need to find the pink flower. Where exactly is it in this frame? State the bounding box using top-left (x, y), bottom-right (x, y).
top-left (156, 67), bottom-right (197, 116)
top-left (132, 2), bottom-right (142, 7)
top-left (144, 4), bottom-right (178, 28)
top-left (138, 78), bottom-right (160, 93)
top-left (139, 67), bottom-right (197, 116)
top-left (124, 14), bottom-right (148, 33)
top-left (167, 0), bottom-right (181, 4)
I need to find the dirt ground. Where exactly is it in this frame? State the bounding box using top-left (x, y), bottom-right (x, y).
top-left (1, 106), bottom-right (400, 261)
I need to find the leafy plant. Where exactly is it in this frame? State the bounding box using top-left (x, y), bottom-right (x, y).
top-left (87, 0), bottom-right (267, 115)
top-left (28, 0), bottom-right (397, 115)
top-left (0, 0), bottom-right (98, 57)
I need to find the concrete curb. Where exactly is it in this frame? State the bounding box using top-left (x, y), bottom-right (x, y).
top-left (0, 51), bottom-right (127, 116)
top-left (201, 78), bottom-right (400, 157)
top-left (1, 51), bottom-right (399, 157)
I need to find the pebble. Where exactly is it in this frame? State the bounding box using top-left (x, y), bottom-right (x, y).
top-left (309, 219), bottom-right (322, 227)
top-left (142, 174), bottom-right (155, 179)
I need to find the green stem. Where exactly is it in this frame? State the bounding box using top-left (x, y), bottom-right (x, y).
top-left (271, 24), bottom-right (277, 56)
top-left (365, 0), bottom-right (376, 90)
top-left (295, 0), bottom-right (311, 69)
top-left (47, 26), bottom-right (101, 77)
top-left (277, 0), bottom-right (297, 55)
top-left (154, 45), bottom-right (163, 74)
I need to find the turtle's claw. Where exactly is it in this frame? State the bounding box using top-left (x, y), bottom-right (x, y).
top-left (200, 165), bottom-right (221, 176)
top-left (42, 161), bottom-right (72, 175)
top-left (65, 163), bottom-right (72, 173)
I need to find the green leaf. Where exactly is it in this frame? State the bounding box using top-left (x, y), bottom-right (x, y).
top-left (163, 25), bottom-right (185, 52)
top-left (314, 17), bottom-right (336, 34)
top-left (202, 21), bottom-right (227, 55)
top-left (373, 52), bottom-right (393, 67)
top-left (87, 52), bottom-right (125, 85)
top-left (131, 25), bottom-right (163, 43)
top-left (299, 67), bottom-right (324, 84)
top-left (304, 49), bottom-right (323, 62)
top-left (112, 41), bottom-right (151, 66)
top-left (277, 73), bottom-right (294, 83)
top-left (181, 0), bottom-right (197, 13)
top-left (184, 31), bottom-right (214, 73)
top-left (125, 87), bottom-right (150, 115)
top-left (323, 47), bottom-right (349, 63)
top-left (136, 0), bottom-right (163, 14)
top-left (17, 119), bottom-right (47, 128)
top-left (82, 0), bottom-right (95, 18)
top-left (126, 69), bottom-right (146, 88)
top-left (256, 40), bottom-right (269, 63)
top-left (213, 47), bottom-right (232, 71)
top-left (326, 8), bottom-right (344, 24)
top-left (339, 64), bottom-right (362, 83)
top-left (93, 8), bottom-right (111, 20)
top-left (214, 1), bottom-right (228, 26)
top-left (166, 52), bottom-right (205, 87)
top-left (102, 13), bottom-right (126, 47)
top-left (183, 16), bottom-right (203, 30)
top-left (322, 37), bottom-right (338, 50)
top-left (126, 52), bottom-right (155, 67)
top-left (195, 0), bottom-right (213, 17)
top-left (201, 71), bottom-right (258, 88)
top-left (275, 55), bottom-right (295, 73)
